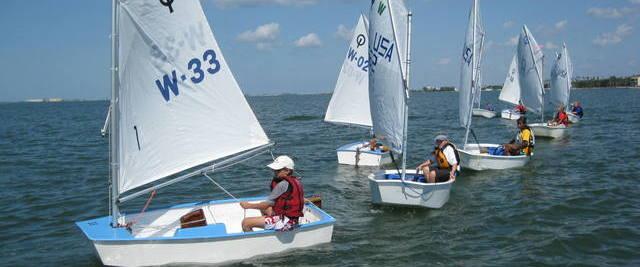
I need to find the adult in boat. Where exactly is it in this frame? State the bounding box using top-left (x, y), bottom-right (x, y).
top-left (504, 117), bottom-right (534, 156)
top-left (514, 100), bottom-right (527, 114)
top-left (549, 105), bottom-right (569, 126)
top-left (240, 155), bottom-right (304, 232)
top-left (416, 135), bottom-right (460, 183)
top-left (571, 101), bottom-right (583, 118)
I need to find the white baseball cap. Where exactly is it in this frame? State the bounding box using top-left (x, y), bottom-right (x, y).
top-left (267, 155), bottom-right (295, 170)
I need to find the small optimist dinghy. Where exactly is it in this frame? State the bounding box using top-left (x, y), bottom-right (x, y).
top-left (472, 108), bottom-right (497, 118)
top-left (325, 15), bottom-right (392, 166)
top-left (336, 141), bottom-right (392, 166)
top-left (529, 123), bottom-right (568, 139)
top-left (499, 55), bottom-right (524, 121)
top-left (76, 1), bottom-right (334, 266)
top-left (456, 0), bottom-right (531, 171)
top-left (368, 170), bottom-right (454, 208)
top-left (366, 0), bottom-right (452, 208)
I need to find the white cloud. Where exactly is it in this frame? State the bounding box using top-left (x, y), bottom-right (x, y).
top-left (437, 58), bottom-right (451, 65)
top-left (555, 20), bottom-right (568, 31)
top-left (237, 23), bottom-right (280, 42)
top-left (214, 0), bottom-right (317, 8)
top-left (503, 21), bottom-right (515, 28)
top-left (335, 24), bottom-right (353, 41)
top-left (294, 33), bottom-right (322, 47)
top-left (593, 24), bottom-right (633, 46)
top-left (630, 0), bottom-right (640, 4)
top-left (587, 7), bottom-right (633, 19)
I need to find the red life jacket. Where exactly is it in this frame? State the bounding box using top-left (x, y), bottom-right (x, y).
top-left (270, 176), bottom-right (304, 219)
top-left (556, 111), bottom-right (569, 126)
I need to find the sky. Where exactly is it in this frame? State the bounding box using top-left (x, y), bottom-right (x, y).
top-left (0, 0), bottom-right (638, 102)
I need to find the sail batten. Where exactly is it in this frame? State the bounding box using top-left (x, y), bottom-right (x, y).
top-left (368, 0), bottom-right (408, 154)
top-left (116, 0), bottom-right (269, 194)
top-left (325, 15), bottom-right (372, 128)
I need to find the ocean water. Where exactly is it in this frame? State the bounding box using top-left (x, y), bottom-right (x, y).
top-left (0, 88), bottom-right (639, 266)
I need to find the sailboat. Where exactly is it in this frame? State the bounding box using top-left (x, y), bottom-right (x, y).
top-left (499, 55), bottom-right (523, 120)
top-left (458, 0), bottom-right (531, 171)
top-left (550, 43), bottom-right (578, 123)
top-left (366, 0), bottom-right (453, 208)
top-left (75, 1), bottom-right (334, 266)
top-left (518, 26), bottom-right (568, 138)
top-left (325, 15), bottom-right (392, 166)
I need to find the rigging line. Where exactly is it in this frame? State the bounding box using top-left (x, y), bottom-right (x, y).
top-left (204, 172), bottom-right (246, 220)
top-left (389, 151), bottom-right (402, 177)
top-left (469, 128), bottom-right (482, 148)
top-left (204, 173), bottom-right (238, 200)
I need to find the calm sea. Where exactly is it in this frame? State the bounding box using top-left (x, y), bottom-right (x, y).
top-left (0, 88), bottom-right (639, 266)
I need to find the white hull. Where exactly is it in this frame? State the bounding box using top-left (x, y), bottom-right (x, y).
top-left (337, 141), bottom-right (393, 166)
top-left (472, 108), bottom-right (497, 118)
top-left (77, 198), bottom-right (335, 266)
top-left (501, 109), bottom-right (522, 120)
top-left (568, 113), bottom-right (580, 123)
top-left (368, 170), bottom-right (454, 209)
top-left (529, 123), bottom-right (568, 138)
top-left (459, 143), bottom-right (530, 171)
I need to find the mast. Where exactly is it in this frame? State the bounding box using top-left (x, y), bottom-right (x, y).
top-left (463, 0), bottom-right (477, 146)
top-left (110, 0), bottom-right (120, 227)
top-left (400, 10), bottom-right (412, 181)
top-left (563, 43), bottom-right (570, 107)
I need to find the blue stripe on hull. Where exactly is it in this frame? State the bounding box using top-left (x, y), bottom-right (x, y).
top-left (75, 197), bottom-right (335, 242)
top-left (336, 141), bottom-right (388, 155)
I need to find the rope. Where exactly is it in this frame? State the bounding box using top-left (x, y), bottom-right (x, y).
top-left (469, 128), bottom-right (482, 148)
top-left (203, 173), bottom-right (245, 219)
top-left (126, 190), bottom-right (157, 228)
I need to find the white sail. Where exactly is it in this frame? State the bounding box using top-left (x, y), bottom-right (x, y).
top-left (550, 43), bottom-right (572, 107)
top-left (368, 0), bottom-right (408, 153)
top-left (459, 0), bottom-right (485, 128)
top-left (116, 0), bottom-right (269, 194)
top-left (325, 15), bottom-right (372, 128)
top-left (499, 55), bottom-right (521, 105)
top-left (517, 25), bottom-right (544, 114)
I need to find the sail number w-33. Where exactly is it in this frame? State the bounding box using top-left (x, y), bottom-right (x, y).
top-left (155, 49), bottom-right (221, 102)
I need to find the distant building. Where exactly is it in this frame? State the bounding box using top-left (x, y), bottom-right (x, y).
top-left (632, 75), bottom-right (640, 87)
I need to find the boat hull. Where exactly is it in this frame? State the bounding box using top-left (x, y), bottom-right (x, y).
top-left (337, 141), bottom-right (393, 166)
top-left (472, 108), bottom-right (497, 118)
top-left (501, 109), bottom-right (521, 120)
top-left (529, 123), bottom-right (568, 138)
top-left (76, 198), bottom-right (335, 266)
top-left (368, 170), bottom-right (454, 208)
top-left (459, 143), bottom-right (530, 171)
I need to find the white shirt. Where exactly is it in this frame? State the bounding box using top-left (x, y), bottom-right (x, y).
top-left (442, 145), bottom-right (460, 171)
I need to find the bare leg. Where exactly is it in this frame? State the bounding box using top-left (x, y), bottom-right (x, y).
top-left (242, 216), bottom-right (266, 232)
top-left (261, 207), bottom-right (273, 216)
top-left (427, 170), bottom-right (437, 183)
top-left (421, 166), bottom-right (431, 183)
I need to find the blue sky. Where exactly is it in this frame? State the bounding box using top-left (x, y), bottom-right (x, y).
top-left (0, 0), bottom-right (638, 102)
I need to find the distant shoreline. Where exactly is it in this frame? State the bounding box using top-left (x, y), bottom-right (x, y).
top-left (2, 87), bottom-right (638, 104)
